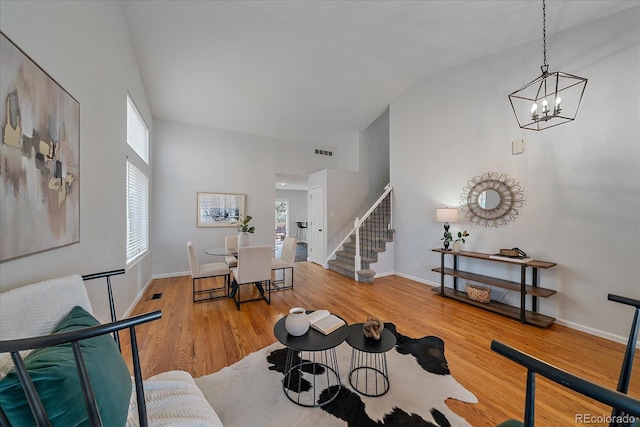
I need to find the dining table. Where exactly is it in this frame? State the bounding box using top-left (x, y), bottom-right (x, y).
top-left (205, 246), bottom-right (277, 257)
top-left (205, 245), bottom-right (278, 299)
top-left (205, 247), bottom-right (237, 257)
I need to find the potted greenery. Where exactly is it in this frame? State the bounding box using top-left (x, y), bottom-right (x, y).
top-left (237, 215), bottom-right (255, 247)
top-left (452, 230), bottom-right (469, 252)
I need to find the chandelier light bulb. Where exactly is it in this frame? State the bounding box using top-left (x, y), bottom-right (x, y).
top-left (530, 102), bottom-right (538, 114)
top-left (555, 96), bottom-right (561, 106)
top-left (541, 98), bottom-right (549, 114)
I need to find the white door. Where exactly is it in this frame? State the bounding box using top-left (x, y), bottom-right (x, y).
top-left (309, 186), bottom-right (324, 265)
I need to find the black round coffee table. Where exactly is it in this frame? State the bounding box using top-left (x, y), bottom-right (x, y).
top-left (274, 314), bottom-right (349, 407)
top-left (346, 323), bottom-right (396, 397)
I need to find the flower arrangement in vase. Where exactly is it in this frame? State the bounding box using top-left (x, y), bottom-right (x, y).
top-left (237, 215), bottom-right (255, 247)
top-left (452, 230), bottom-right (469, 252)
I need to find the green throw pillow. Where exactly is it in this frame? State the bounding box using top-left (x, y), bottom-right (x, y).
top-left (0, 306), bottom-right (132, 426)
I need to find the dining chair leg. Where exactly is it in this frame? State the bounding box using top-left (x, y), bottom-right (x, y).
top-left (267, 280), bottom-right (271, 305)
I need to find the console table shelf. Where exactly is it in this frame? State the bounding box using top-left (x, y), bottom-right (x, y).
top-left (432, 249), bottom-right (557, 327)
top-left (431, 267), bottom-right (556, 298)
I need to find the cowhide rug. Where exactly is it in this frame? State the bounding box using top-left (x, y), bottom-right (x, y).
top-left (195, 323), bottom-right (477, 426)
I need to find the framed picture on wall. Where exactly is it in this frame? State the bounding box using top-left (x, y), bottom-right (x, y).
top-left (0, 32), bottom-right (80, 262)
top-left (197, 192), bottom-right (245, 228)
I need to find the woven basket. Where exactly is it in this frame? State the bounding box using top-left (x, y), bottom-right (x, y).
top-left (466, 284), bottom-right (491, 303)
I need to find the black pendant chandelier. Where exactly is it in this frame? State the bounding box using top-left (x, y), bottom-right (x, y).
top-left (508, 0), bottom-right (588, 131)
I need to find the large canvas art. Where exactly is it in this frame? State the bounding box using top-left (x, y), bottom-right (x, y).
top-left (0, 32), bottom-right (80, 262)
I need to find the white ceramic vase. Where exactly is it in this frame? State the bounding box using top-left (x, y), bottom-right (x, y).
top-left (285, 307), bottom-right (310, 336)
top-left (238, 232), bottom-right (249, 248)
top-left (452, 241), bottom-right (462, 253)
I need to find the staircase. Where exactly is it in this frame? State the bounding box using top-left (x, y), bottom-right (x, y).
top-left (327, 186), bottom-right (394, 283)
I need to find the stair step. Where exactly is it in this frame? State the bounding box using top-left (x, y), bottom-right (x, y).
top-left (336, 252), bottom-right (354, 264)
top-left (327, 259), bottom-right (355, 279)
top-left (328, 259), bottom-right (354, 271)
top-left (357, 269), bottom-right (376, 284)
top-left (355, 232), bottom-right (390, 239)
top-left (328, 193), bottom-right (394, 283)
top-left (341, 244), bottom-right (383, 259)
top-left (336, 250), bottom-right (354, 259)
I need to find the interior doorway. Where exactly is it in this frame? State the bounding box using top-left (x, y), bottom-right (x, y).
top-left (275, 199), bottom-right (288, 242)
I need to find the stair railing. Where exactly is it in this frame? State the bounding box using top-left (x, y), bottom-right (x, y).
top-left (354, 184), bottom-right (392, 275)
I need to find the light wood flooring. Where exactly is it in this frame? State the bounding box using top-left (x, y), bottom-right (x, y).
top-left (120, 261), bottom-right (639, 426)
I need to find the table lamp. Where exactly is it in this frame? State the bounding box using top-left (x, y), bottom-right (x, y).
top-left (436, 208), bottom-right (458, 251)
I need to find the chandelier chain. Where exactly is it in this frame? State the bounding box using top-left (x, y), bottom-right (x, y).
top-left (542, 0), bottom-right (547, 67)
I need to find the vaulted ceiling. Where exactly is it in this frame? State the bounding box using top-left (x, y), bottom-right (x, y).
top-left (122, 1), bottom-right (637, 149)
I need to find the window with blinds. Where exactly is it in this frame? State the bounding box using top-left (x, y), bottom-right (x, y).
top-left (126, 94), bottom-right (149, 265)
top-left (127, 96), bottom-right (149, 164)
top-left (126, 160), bottom-right (149, 264)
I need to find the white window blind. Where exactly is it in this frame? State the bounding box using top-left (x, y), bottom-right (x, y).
top-left (126, 95), bottom-right (149, 163)
top-left (126, 160), bottom-right (149, 264)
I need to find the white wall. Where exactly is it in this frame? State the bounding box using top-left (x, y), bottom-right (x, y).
top-left (312, 108), bottom-right (391, 264)
top-left (0, 1), bottom-right (153, 322)
top-left (326, 168), bottom-right (369, 256)
top-left (390, 8), bottom-right (640, 341)
top-left (152, 119), bottom-right (327, 275)
top-left (153, 105), bottom-right (390, 273)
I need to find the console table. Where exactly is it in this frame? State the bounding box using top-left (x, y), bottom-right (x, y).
top-left (431, 249), bottom-right (557, 327)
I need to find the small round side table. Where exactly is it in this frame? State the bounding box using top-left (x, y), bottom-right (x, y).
top-left (273, 314), bottom-right (349, 407)
top-left (346, 323), bottom-right (396, 397)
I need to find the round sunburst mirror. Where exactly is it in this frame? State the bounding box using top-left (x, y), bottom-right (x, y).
top-left (460, 172), bottom-right (525, 227)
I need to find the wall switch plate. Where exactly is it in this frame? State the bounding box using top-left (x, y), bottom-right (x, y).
top-left (512, 139), bottom-right (525, 155)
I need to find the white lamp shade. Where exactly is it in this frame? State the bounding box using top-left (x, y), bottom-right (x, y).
top-left (436, 208), bottom-right (458, 223)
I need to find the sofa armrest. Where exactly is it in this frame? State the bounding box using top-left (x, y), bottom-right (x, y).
top-left (127, 371), bottom-right (223, 427)
top-left (82, 269), bottom-right (125, 350)
top-left (1, 311), bottom-right (161, 427)
top-left (491, 340), bottom-right (640, 426)
top-left (0, 274), bottom-right (92, 342)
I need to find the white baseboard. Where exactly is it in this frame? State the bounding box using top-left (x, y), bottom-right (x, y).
top-left (122, 271), bottom-right (190, 318)
top-left (554, 318), bottom-right (639, 348)
top-left (374, 271), bottom-right (395, 278)
top-left (388, 272), bottom-right (637, 348)
top-left (393, 271), bottom-right (433, 285)
top-left (152, 270), bottom-right (190, 279)
top-left (123, 276), bottom-right (153, 318)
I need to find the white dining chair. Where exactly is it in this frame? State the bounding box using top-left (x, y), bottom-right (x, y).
top-left (187, 241), bottom-right (230, 302)
top-left (230, 245), bottom-right (272, 310)
top-left (271, 236), bottom-right (297, 290)
top-left (224, 236), bottom-right (238, 268)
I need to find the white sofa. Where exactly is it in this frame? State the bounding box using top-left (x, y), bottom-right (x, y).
top-left (0, 273), bottom-right (223, 426)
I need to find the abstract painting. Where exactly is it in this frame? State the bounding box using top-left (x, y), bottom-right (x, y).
top-left (0, 32), bottom-right (80, 262)
top-left (197, 193), bottom-right (245, 227)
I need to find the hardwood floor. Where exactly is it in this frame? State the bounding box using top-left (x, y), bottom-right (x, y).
top-left (121, 261), bottom-right (638, 426)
